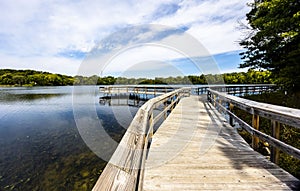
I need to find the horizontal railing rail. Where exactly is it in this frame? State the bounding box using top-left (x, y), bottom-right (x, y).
top-left (93, 87), bottom-right (191, 191)
top-left (99, 85), bottom-right (176, 95)
top-left (193, 84), bottom-right (276, 95)
top-left (99, 84), bottom-right (277, 96)
top-left (207, 88), bottom-right (300, 164)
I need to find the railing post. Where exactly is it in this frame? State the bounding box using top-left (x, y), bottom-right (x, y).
top-left (145, 87), bottom-right (147, 99)
top-left (148, 112), bottom-right (154, 153)
top-left (213, 94), bottom-right (216, 107)
top-left (149, 112), bottom-right (154, 138)
top-left (271, 120), bottom-right (280, 164)
top-left (170, 97), bottom-right (174, 112)
top-left (229, 103), bottom-right (234, 126)
top-left (164, 101), bottom-right (167, 119)
top-left (252, 114), bottom-right (260, 150)
top-left (217, 97), bottom-right (222, 112)
top-left (207, 90), bottom-right (210, 102)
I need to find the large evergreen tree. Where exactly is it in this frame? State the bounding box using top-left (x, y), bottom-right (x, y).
top-left (239, 0), bottom-right (300, 91)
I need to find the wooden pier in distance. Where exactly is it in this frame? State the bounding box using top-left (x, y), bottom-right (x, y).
top-left (93, 84), bottom-right (300, 190)
top-left (99, 84), bottom-right (277, 103)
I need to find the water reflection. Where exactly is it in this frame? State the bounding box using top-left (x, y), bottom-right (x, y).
top-left (0, 86), bottom-right (137, 190)
top-left (0, 93), bottom-right (66, 102)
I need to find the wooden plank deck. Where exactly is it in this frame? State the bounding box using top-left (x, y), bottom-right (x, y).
top-left (143, 95), bottom-right (300, 190)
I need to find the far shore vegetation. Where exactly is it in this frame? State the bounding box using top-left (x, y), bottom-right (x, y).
top-left (0, 68), bottom-right (274, 87)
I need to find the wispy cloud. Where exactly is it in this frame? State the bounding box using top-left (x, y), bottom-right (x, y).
top-left (150, 3), bottom-right (181, 20)
top-left (0, 0), bottom-right (250, 75)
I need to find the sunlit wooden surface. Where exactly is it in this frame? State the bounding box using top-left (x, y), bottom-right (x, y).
top-left (143, 96), bottom-right (300, 190)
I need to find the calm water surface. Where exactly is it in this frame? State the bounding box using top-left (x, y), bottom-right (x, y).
top-left (0, 86), bottom-right (139, 191)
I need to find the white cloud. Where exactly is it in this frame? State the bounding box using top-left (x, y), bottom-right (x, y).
top-left (0, 0), bottom-right (250, 75)
top-left (0, 53), bottom-right (81, 75)
top-left (154, 0), bottom-right (250, 54)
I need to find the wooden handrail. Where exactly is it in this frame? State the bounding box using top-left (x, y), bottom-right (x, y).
top-left (192, 84), bottom-right (276, 95)
top-left (208, 89), bottom-right (300, 128)
top-left (99, 86), bottom-right (175, 93)
top-left (207, 88), bottom-right (300, 163)
top-left (99, 84), bottom-right (276, 98)
top-left (92, 87), bottom-right (191, 191)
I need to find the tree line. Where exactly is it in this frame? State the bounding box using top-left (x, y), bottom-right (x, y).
top-left (0, 69), bottom-right (273, 86)
top-left (239, 0), bottom-right (299, 91)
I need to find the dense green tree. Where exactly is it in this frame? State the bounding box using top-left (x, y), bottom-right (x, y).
top-left (0, 69), bottom-right (74, 86)
top-left (188, 75), bottom-right (207, 84)
top-left (239, 0), bottom-right (300, 91)
top-left (12, 75), bottom-right (25, 86)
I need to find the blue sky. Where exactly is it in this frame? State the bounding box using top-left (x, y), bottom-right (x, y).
top-left (0, 0), bottom-right (250, 76)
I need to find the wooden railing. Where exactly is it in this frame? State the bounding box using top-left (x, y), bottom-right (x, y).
top-left (99, 85), bottom-right (175, 97)
top-left (207, 89), bottom-right (300, 163)
top-left (92, 87), bottom-right (191, 191)
top-left (99, 84), bottom-right (276, 99)
top-left (193, 84), bottom-right (276, 95)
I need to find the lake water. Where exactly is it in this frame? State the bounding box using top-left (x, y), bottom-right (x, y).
top-left (0, 86), bottom-right (140, 191)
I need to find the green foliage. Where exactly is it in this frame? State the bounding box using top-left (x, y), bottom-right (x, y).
top-left (188, 75), bottom-right (207, 84)
top-left (224, 69), bottom-right (273, 84)
top-left (112, 71), bottom-right (273, 85)
top-left (0, 69), bottom-right (74, 86)
top-left (0, 69), bottom-right (275, 86)
top-left (138, 79), bottom-right (167, 85)
top-left (239, 0), bottom-right (300, 91)
top-left (97, 76), bottom-right (116, 85)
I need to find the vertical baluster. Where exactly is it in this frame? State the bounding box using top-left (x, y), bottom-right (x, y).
top-left (271, 120), bottom-right (280, 164)
top-left (164, 101), bottom-right (167, 119)
top-left (213, 94), bottom-right (216, 107)
top-left (229, 103), bottom-right (234, 126)
top-left (252, 114), bottom-right (260, 150)
top-left (219, 98), bottom-right (222, 113)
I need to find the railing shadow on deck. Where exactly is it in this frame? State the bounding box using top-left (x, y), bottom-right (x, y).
top-left (203, 101), bottom-right (300, 189)
top-left (205, 89), bottom-right (300, 189)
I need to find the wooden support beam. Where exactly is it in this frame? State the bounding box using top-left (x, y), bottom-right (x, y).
top-left (271, 120), bottom-right (280, 164)
top-left (252, 114), bottom-right (260, 150)
top-left (213, 95), bottom-right (216, 107)
top-left (170, 98), bottom-right (174, 112)
top-left (218, 99), bottom-right (222, 112)
top-left (164, 101), bottom-right (167, 119)
top-left (229, 103), bottom-right (234, 126)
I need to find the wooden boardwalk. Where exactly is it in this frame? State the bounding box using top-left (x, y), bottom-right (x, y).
top-left (143, 96), bottom-right (300, 190)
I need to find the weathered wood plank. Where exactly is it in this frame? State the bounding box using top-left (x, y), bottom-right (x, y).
top-left (92, 163), bottom-right (137, 191)
top-left (143, 182), bottom-right (300, 191)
